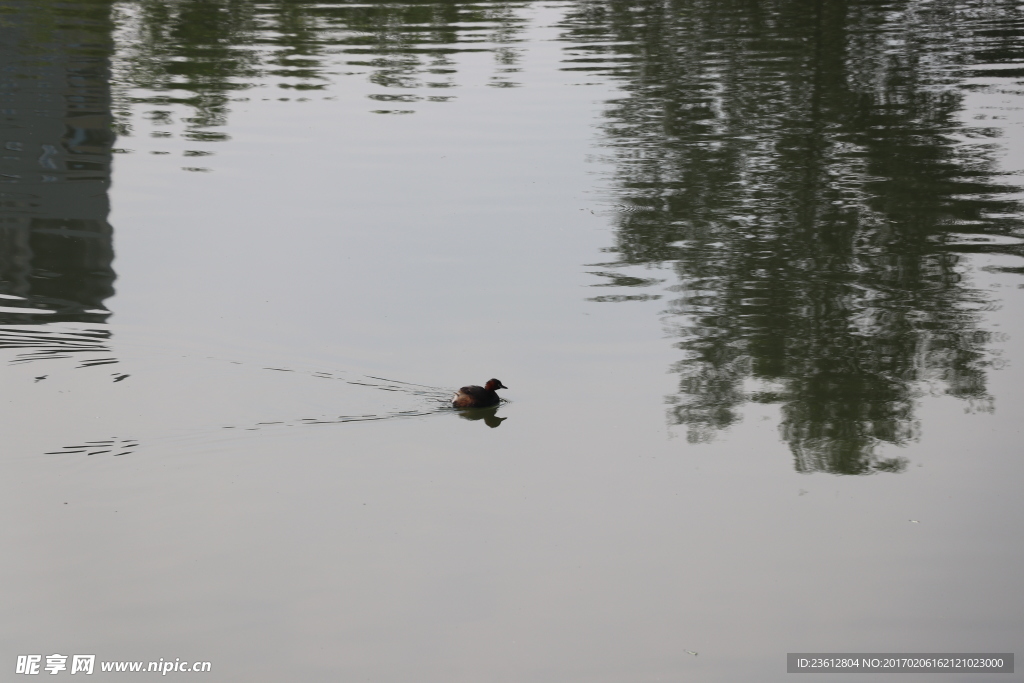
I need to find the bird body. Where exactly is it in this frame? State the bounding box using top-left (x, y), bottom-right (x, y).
top-left (452, 378), bottom-right (507, 408)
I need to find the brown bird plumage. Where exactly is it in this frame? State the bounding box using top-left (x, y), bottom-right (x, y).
top-left (451, 378), bottom-right (507, 408)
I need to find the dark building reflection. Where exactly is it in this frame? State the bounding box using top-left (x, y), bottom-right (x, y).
top-left (0, 0), bottom-right (116, 332)
top-left (561, 0), bottom-right (1024, 473)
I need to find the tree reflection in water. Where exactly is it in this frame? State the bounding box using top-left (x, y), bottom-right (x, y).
top-left (111, 0), bottom-right (530, 137)
top-left (6, 0), bottom-right (1024, 473)
top-left (560, 0), bottom-right (1024, 473)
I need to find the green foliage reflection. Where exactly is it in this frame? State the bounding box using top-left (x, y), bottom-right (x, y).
top-left (562, 0), bottom-right (1024, 473)
top-left (111, 0), bottom-right (530, 137)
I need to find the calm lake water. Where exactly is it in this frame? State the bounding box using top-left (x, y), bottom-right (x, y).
top-left (3, 0), bottom-right (1023, 680)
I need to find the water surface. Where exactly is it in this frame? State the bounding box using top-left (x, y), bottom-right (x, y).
top-left (2, 1), bottom-right (1023, 680)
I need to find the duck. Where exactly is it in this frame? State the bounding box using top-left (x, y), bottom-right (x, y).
top-left (451, 378), bottom-right (507, 408)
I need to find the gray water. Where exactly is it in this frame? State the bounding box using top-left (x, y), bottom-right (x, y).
top-left (2, 1), bottom-right (1023, 680)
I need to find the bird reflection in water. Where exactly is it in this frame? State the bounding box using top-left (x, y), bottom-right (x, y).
top-left (455, 405), bottom-right (507, 428)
